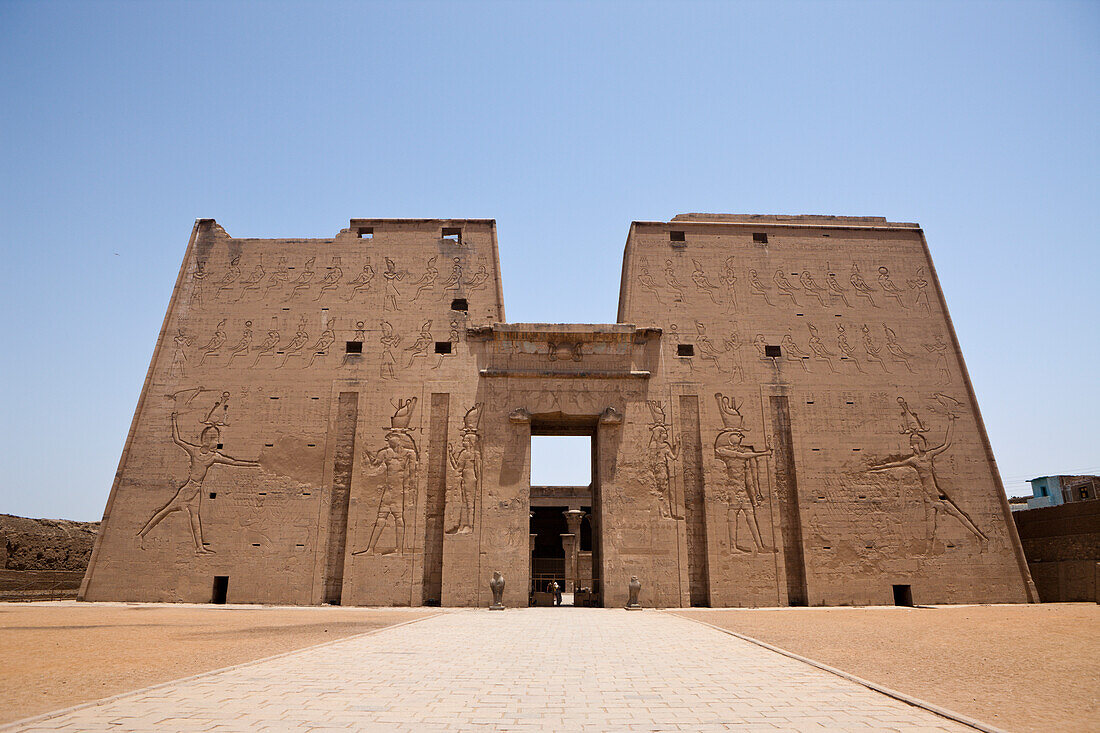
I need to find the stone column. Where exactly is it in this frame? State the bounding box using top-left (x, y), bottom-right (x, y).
top-left (560, 533), bottom-right (576, 593)
top-left (529, 533), bottom-right (537, 595)
top-left (562, 509), bottom-right (585, 592)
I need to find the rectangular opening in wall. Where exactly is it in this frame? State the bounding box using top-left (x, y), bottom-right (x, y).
top-left (208, 492), bottom-right (217, 499)
top-left (765, 345), bottom-right (781, 358)
top-left (345, 341), bottom-right (362, 354)
top-left (451, 298), bottom-right (468, 312)
top-left (212, 576), bottom-right (229, 604)
top-left (753, 232), bottom-right (768, 244)
top-left (442, 227), bottom-right (462, 244)
top-left (892, 584), bottom-right (913, 607)
top-left (435, 341), bottom-right (452, 354)
top-left (669, 230), bottom-right (685, 243)
top-left (357, 227), bottom-right (373, 239)
top-left (677, 344), bottom-right (694, 357)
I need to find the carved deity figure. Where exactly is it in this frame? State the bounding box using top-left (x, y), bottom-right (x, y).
top-left (749, 269), bottom-right (773, 306)
top-left (197, 319), bottom-right (228, 366)
top-left (714, 428), bottom-right (774, 554)
top-left (404, 320), bottom-right (433, 368)
top-left (626, 575), bottom-right (642, 609)
top-left (868, 412), bottom-right (988, 551)
top-left (411, 256), bottom-right (438, 301)
top-left (189, 260), bottom-right (207, 305)
top-left (345, 260), bottom-right (375, 300)
top-left (773, 269), bottom-right (801, 306)
top-left (637, 262), bottom-right (663, 303)
top-left (800, 270), bottom-right (828, 306)
top-left (138, 411), bottom-right (259, 553)
top-left (691, 260), bottom-right (721, 304)
top-left (382, 258), bottom-right (404, 311)
top-left (850, 263), bottom-right (877, 306)
top-left (489, 571), bottom-right (506, 609)
top-left (314, 256), bottom-right (343, 299)
top-left (648, 421), bottom-right (682, 520)
top-left (465, 264), bottom-right (491, 291)
top-left (214, 255), bottom-right (242, 300)
top-left (877, 266), bottom-right (908, 308)
top-left (447, 431), bottom-right (481, 534)
top-left (379, 321), bottom-right (401, 379)
top-left (720, 257), bottom-right (737, 313)
top-left (226, 321), bottom-right (253, 366)
top-left (355, 406), bottom-right (418, 556)
top-left (908, 267), bottom-right (931, 316)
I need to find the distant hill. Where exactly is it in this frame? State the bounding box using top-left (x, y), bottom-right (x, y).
top-left (0, 514), bottom-right (99, 572)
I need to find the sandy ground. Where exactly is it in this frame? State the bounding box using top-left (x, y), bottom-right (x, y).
top-left (673, 603), bottom-right (1100, 733)
top-left (0, 601), bottom-right (439, 724)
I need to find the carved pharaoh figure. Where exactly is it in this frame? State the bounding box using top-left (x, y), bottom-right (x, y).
top-left (446, 403), bottom-right (482, 534)
top-left (646, 402), bottom-right (682, 520)
top-left (713, 393), bottom-right (774, 554)
top-left (138, 410), bottom-right (259, 554)
top-left (354, 398), bottom-right (419, 556)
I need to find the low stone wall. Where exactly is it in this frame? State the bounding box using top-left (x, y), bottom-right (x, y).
top-left (0, 569), bottom-right (86, 600)
top-left (0, 514), bottom-right (99, 600)
top-left (1014, 500), bottom-right (1100, 602)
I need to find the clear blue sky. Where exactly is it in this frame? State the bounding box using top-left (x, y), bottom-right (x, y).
top-left (1, 0), bottom-right (1096, 521)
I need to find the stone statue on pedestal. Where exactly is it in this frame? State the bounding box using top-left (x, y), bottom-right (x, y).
top-left (626, 576), bottom-right (642, 609)
top-left (489, 571), bottom-right (506, 610)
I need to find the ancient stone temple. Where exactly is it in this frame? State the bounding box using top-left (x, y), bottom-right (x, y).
top-left (80, 215), bottom-right (1038, 608)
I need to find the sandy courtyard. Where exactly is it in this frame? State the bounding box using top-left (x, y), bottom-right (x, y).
top-left (0, 602), bottom-right (437, 724)
top-left (674, 603), bottom-right (1099, 733)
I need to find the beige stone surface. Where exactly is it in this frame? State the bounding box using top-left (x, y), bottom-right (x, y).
top-left (81, 215), bottom-right (1036, 609)
top-left (8, 607), bottom-right (973, 732)
top-left (0, 601), bottom-right (437, 723)
top-left (674, 603), bottom-right (1100, 733)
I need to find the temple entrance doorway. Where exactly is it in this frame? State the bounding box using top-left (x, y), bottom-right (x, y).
top-left (528, 427), bottom-right (600, 606)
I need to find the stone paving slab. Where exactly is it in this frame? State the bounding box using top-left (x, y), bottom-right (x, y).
top-left (6, 609), bottom-right (975, 732)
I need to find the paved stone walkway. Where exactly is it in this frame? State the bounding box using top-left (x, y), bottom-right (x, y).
top-left (11, 609), bottom-right (973, 732)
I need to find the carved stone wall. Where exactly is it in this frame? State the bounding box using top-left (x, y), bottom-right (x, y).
top-left (81, 214), bottom-right (1036, 607)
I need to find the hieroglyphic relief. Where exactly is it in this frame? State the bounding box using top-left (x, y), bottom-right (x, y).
top-left (780, 332), bottom-right (810, 371)
top-left (440, 257), bottom-right (463, 296)
top-left (189, 260), bottom-right (208, 306)
top-left (835, 323), bottom-right (865, 373)
top-left (341, 321), bottom-right (366, 367)
top-left (352, 397), bottom-right (419, 556)
top-left (826, 263), bottom-right (851, 306)
top-left (691, 260), bottom-right (721, 304)
top-left (411, 257), bottom-right (438, 301)
top-left (908, 267), bottom-right (931, 316)
top-left (235, 256), bottom-right (266, 300)
top-left (663, 260), bottom-right (687, 302)
top-left (722, 329), bottom-right (745, 382)
top-left (198, 319), bottom-right (227, 366)
top-left (214, 255), bottom-right (242, 300)
top-left (305, 318), bottom-right (336, 368)
top-left (404, 320), bottom-right (433, 368)
top-left (432, 319), bottom-right (460, 369)
top-left (225, 321), bottom-right (253, 366)
top-left (773, 269), bottom-right (801, 306)
top-left (290, 257), bottom-right (316, 299)
top-left (805, 323), bottom-right (836, 372)
top-left (799, 270), bottom-right (828, 306)
top-left (277, 316), bottom-right (310, 368)
top-left (713, 393), bottom-right (774, 554)
top-left (169, 328), bottom-right (193, 378)
top-left (379, 321), bottom-right (401, 379)
top-left (138, 396), bottom-right (260, 554)
top-left (924, 334), bottom-right (951, 383)
top-left (250, 317), bottom-right (281, 367)
top-left (883, 324), bottom-right (915, 373)
top-left (877, 266), bottom-right (907, 309)
top-left (345, 259), bottom-right (375, 301)
top-left (264, 257), bottom-right (290, 298)
top-left (637, 258), bottom-right (663, 304)
top-left (465, 264), bottom-right (491, 291)
top-left (867, 396), bottom-right (988, 552)
top-left (850, 264), bottom-right (877, 306)
top-left (861, 324), bottom-right (889, 372)
top-left (382, 258), bottom-right (405, 311)
top-left (646, 401), bottom-right (682, 519)
top-left (749, 269), bottom-right (773, 306)
top-left (314, 256), bottom-right (343, 299)
top-left (720, 257), bottom-right (737, 313)
top-left (694, 321), bottom-right (727, 372)
top-left (446, 403), bottom-right (482, 534)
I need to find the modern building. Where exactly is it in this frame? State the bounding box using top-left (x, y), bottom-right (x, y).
top-left (80, 214), bottom-right (1038, 608)
top-left (1026, 475), bottom-right (1099, 509)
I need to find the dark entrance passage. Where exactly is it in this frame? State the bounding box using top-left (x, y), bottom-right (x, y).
top-left (529, 424), bottom-right (601, 606)
top-left (212, 575), bottom-right (229, 604)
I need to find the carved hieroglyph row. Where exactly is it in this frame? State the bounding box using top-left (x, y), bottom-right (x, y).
top-left (638, 257), bottom-right (933, 315)
top-left (187, 254), bottom-right (490, 309)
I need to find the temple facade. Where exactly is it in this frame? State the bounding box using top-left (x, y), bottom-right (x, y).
top-left (80, 214), bottom-right (1037, 608)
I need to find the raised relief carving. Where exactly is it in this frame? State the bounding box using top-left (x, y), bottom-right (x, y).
top-left (713, 393), bottom-right (774, 554)
top-left (835, 323), bottom-right (866, 373)
top-left (508, 407), bottom-right (531, 424)
top-left (850, 264), bottom-right (878, 307)
top-left (547, 341), bottom-right (583, 362)
top-left (465, 264), bottom-right (491, 291)
top-left (691, 260), bottom-right (721, 304)
top-left (663, 259), bottom-right (687, 302)
top-left (225, 320), bottom-right (253, 366)
top-left (440, 257), bottom-right (463, 295)
top-left (780, 332), bottom-right (810, 371)
top-left (924, 334), bottom-right (951, 383)
top-left (908, 266), bottom-right (931, 316)
top-left (197, 319), bottom-right (227, 366)
top-left (276, 316), bottom-right (310, 368)
top-left (353, 398), bottom-right (419, 556)
top-left (411, 256), bottom-right (438, 301)
top-left (825, 263), bottom-right (851, 307)
top-left (722, 330), bottom-right (745, 382)
top-left (721, 257), bottom-right (738, 313)
top-left (305, 318), bottom-right (336, 368)
top-left (250, 317), bottom-right (281, 368)
top-left (748, 269), bottom-right (774, 306)
top-left (446, 403), bottom-right (482, 534)
top-left (599, 406), bottom-right (623, 425)
top-left (646, 401), bottom-right (682, 520)
top-left (314, 256), bottom-right (343, 299)
top-left (799, 270), bottom-right (828, 306)
top-left (861, 324), bottom-right (890, 372)
top-left (379, 320), bottom-right (401, 380)
top-left (189, 261), bottom-right (207, 306)
top-left (877, 266), bottom-right (908, 308)
top-left (883, 323), bottom-right (915, 373)
top-left (138, 405), bottom-right (259, 554)
top-left (345, 259), bottom-right (375, 301)
top-left (637, 259), bottom-right (664, 304)
top-left (169, 328), bottom-right (193, 378)
top-left (806, 323), bottom-right (837, 372)
top-left (263, 257), bottom-right (290, 298)
top-left (867, 397), bottom-right (987, 552)
top-left (235, 256), bottom-right (266, 300)
top-left (214, 255), bottom-right (242, 300)
top-left (404, 320), bottom-right (434, 368)
top-left (694, 321), bottom-right (727, 372)
top-left (290, 257), bottom-right (316, 299)
top-left (773, 269), bottom-right (801, 306)
top-left (382, 258), bottom-right (405, 311)
top-left (433, 319), bottom-right (460, 369)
